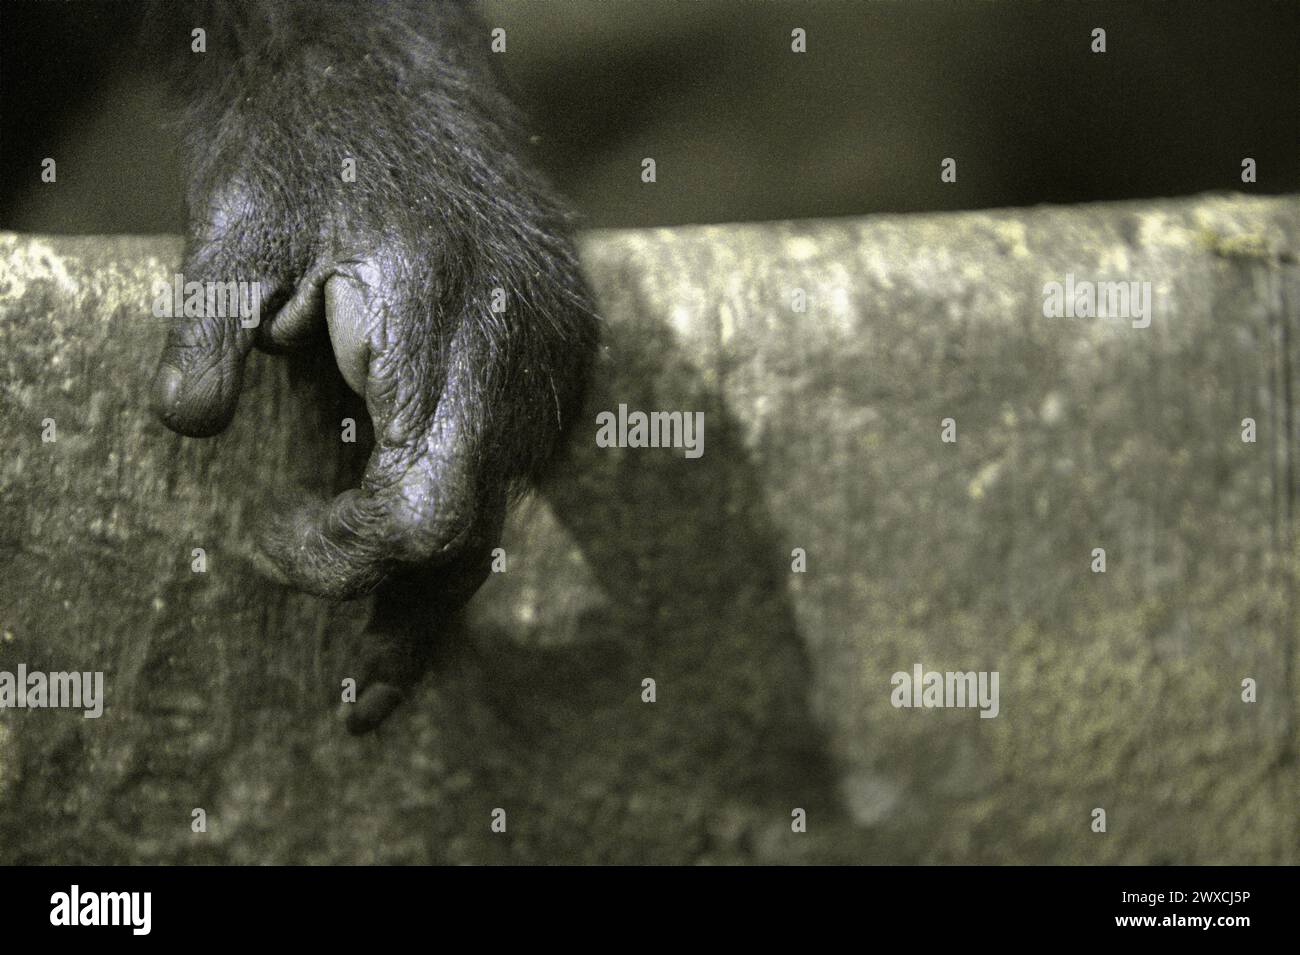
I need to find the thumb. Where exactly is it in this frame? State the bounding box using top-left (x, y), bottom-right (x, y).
top-left (151, 254), bottom-right (265, 437)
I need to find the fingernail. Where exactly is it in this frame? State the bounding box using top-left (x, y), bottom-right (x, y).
top-left (153, 366), bottom-right (183, 417)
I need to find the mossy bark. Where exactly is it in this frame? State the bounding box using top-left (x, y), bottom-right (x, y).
top-left (1, 193), bottom-right (1297, 863)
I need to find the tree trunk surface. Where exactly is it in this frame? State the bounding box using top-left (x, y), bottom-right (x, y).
top-left (1, 193), bottom-right (1297, 863)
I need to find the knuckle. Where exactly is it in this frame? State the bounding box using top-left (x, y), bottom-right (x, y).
top-left (385, 490), bottom-right (475, 565)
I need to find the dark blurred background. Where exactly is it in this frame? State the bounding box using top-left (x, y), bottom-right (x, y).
top-left (1, 0), bottom-right (1296, 233)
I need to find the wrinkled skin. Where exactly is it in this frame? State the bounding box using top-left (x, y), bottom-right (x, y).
top-left (147, 0), bottom-right (598, 732)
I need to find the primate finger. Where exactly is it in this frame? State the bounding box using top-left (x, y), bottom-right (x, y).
top-left (342, 526), bottom-right (500, 734)
top-left (256, 272), bottom-right (483, 599)
top-left (151, 246), bottom-right (265, 437)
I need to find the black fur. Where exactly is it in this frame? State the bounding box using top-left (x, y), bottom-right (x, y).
top-left (144, 0), bottom-right (599, 731)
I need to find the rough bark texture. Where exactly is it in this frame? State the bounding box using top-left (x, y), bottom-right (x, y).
top-left (1, 192), bottom-right (1297, 864)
